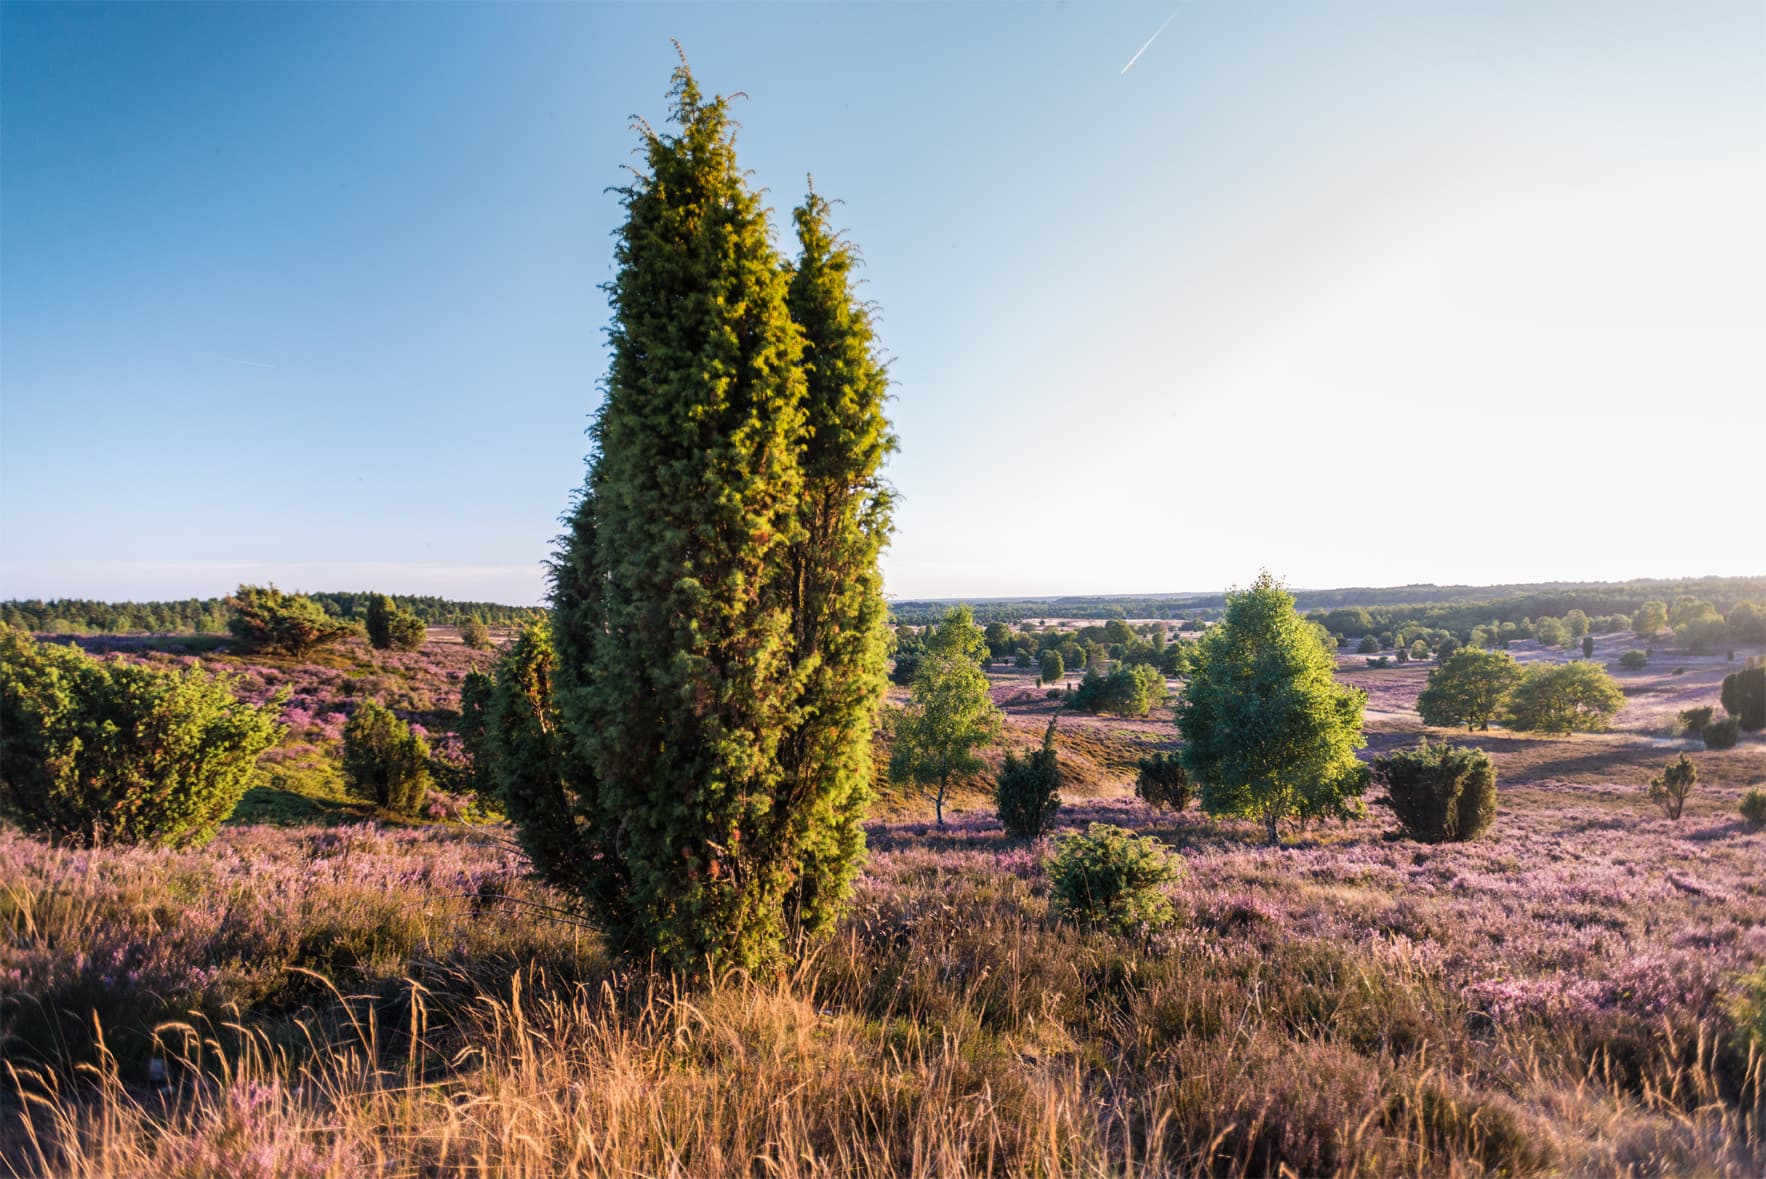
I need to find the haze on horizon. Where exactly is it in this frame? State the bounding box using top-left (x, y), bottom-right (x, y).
top-left (3, 2), bottom-right (1761, 605)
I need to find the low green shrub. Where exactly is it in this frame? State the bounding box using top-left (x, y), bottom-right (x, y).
top-left (1645, 754), bottom-right (1696, 820)
top-left (1371, 739), bottom-right (1497, 843)
top-left (459, 617), bottom-right (493, 650)
top-left (1678, 706), bottom-right (1714, 737)
top-left (1619, 649), bottom-right (1648, 670)
top-left (1702, 716), bottom-right (1740, 751)
top-left (1048, 823), bottom-right (1180, 934)
top-left (0, 625), bottom-right (284, 847)
top-left (343, 700), bottom-right (430, 815)
top-left (1738, 788), bottom-right (1766, 831)
top-left (1133, 751), bottom-right (1192, 813)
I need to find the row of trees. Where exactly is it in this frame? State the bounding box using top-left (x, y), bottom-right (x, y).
top-left (0, 592), bottom-right (530, 636)
top-left (1416, 648), bottom-right (1625, 733)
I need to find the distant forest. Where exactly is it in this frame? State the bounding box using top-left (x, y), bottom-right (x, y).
top-left (0, 592), bottom-right (536, 635)
top-left (886, 576), bottom-right (1766, 629)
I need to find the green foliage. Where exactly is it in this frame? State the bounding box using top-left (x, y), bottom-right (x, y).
top-left (1533, 617), bottom-right (1567, 649)
top-left (1356, 634), bottom-right (1380, 654)
top-left (1701, 716), bottom-right (1740, 751)
top-left (1039, 648), bottom-right (1064, 685)
top-left (1372, 739), bottom-right (1497, 843)
top-left (523, 68), bottom-right (896, 975)
top-left (0, 625), bottom-right (283, 847)
top-left (1416, 648), bottom-right (1524, 731)
top-left (1504, 662), bottom-right (1624, 734)
top-left (365, 592), bottom-right (427, 652)
top-left (1133, 751), bottom-right (1192, 813)
top-left (1632, 600), bottom-right (1669, 641)
top-left (1619, 649), bottom-right (1649, 670)
top-left (1179, 572), bottom-right (1369, 846)
top-left (225, 584), bottom-right (355, 656)
top-left (1047, 823), bottom-right (1180, 934)
top-left (994, 715), bottom-right (1062, 840)
top-left (891, 605), bottom-right (1004, 825)
top-left (1645, 753), bottom-right (1697, 820)
top-left (1069, 664), bottom-right (1167, 717)
top-left (1720, 665), bottom-right (1764, 730)
top-left (1678, 706), bottom-right (1714, 737)
top-left (1728, 601), bottom-right (1766, 645)
top-left (342, 700), bottom-right (429, 816)
top-left (1581, 635), bottom-right (1595, 659)
top-left (458, 617), bottom-right (492, 650)
top-left (455, 669), bottom-right (496, 800)
top-left (1740, 789), bottom-right (1766, 831)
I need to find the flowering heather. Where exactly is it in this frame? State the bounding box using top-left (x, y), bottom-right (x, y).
top-left (4, 644), bottom-right (1761, 1176)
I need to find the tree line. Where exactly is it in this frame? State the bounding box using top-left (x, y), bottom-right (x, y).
top-left (0, 591), bottom-right (534, 636)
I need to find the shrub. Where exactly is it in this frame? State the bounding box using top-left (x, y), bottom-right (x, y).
top-left (1133, 751), bottom-right (1192, 813)
top-left (1505, 662), bottom-right (1624, 734)
top-left (365, 593), bottom-right (427, 652)
top-left (1365, 656), bottom-right (1391, 668)
top-left (1740, 789), bottom-right (1766, 831)
top-left (459, 617), bottom-right (492, 650)
top-left (1720, 665), bottom-right (1765, 730)
top-left (1356, 634), bottom-right (1380, 654)
top-left (1047, 823), bottom-right (1180, 934)
top-left (995, 716), bottom-right (1062, 840)
top-left (1581, 635), bottom-right (1595, 659)
top-left (342, 700), bottom-right (430, 816)
top-left (1645, 753), bottom-right (1697, 819)
top-left (1619, 649), bottom-right (1649, 670)
top-left (226, 584), bottom-right (355, 656)
top-left (1702, 716), bottom-right (1740, 750)
top-left (0, 624), bottom-right (283, 847)
top-left (1678, 706), bottom-right (1714, 737)
top-left (1372, 739), bottom-right (1497, 843)
top-left (1038, 648), bottom-right (1063, 685)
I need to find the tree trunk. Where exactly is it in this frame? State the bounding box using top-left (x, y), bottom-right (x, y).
top-left (1265, 808), bottom-right (1281, 847)
top-left (935, 779), bottom-right (946, 826)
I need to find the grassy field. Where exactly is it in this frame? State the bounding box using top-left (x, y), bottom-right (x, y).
top-left (2, 633), bottom-right (1763, 1176)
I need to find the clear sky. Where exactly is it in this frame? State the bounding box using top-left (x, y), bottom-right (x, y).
top-left (3, 1), bottom-right (1761, 604)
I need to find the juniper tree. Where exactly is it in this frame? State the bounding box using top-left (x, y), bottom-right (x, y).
top-left (538, 63), bottom-right (892, 974)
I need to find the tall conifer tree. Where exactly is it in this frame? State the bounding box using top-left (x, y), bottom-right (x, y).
top-left (532, 61), bottom-right (892, 974)
top-left (773, 189), bottom-right (896, 940)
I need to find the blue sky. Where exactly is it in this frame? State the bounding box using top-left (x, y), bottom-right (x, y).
top-left (3, 1), bottom-right (1761, 604)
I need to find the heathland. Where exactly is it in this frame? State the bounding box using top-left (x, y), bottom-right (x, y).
top-left (2, 591), bottom-right (1763, 1177)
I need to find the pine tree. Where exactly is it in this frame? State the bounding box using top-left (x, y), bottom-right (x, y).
top-left (537, 62), bottom-right (892, 974)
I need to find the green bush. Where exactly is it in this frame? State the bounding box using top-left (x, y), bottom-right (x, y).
top-left (1646, 753), bottom-right (1697, 819)
top-left (1702, 716), bottom-right (1740, 751)
top-left (225, 584), bottom-right (355, 656)
top-left (1740, 789), bottom-right (1766, 831)
top-left (1505, 662), bottom-right (1624, 734)
top-left (1720, 665), bottom-right (1764, 730)
top-left (994, 716), bottom-right (1062, 840)
top-left (365, 593), bottom-right (426, 652)
top-left (459, 617), bottom-right (492, 650)
top-left (0, 624), bottom-right (283, 847)
top-left (1618, 649), bottom-right (1649, 670)
top-left (342, 700), bottom-right (430, 815)
top-left (1133, 751), bottom-right (1192, 813)
top-left (1678, 706), bottom-right (1714, 737)
top-left (1038, 648), bottom-right (1063, 685)
top-left (1047, 823), bottom-right (1180, 934)
top-left (1356, 635), bottom-right (1380, 654)
top-left (1372, 739), bottom-right (1497, 843)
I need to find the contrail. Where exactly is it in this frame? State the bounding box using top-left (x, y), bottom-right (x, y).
top-left (1121, 10), bottom-right (1178, 75)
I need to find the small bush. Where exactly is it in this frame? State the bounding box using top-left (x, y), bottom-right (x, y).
top-left (1134, 751), bottom-right (1192, 813)
top-left (0, 625), bottom-right (283, 847)
top-left (1372, 739), bottom-right (1497, 843)
top-left (1645, 753), bottom-right (1696, 820)
top-left (1619, 649), bottom-right (1648, 670)
top-left (1048, 823), bottom-right (1180, 934)
top-left (459, 617), bottom-right (492, 650)
top-left (1720, 665), bottom-right (1765, 730)
top-left (995, 716), bottom-right (1062, 840)
top-left (365, 593), bottom-right (427, 652)
top-left (1366, 656), bottom-right (1391, 668)
top-left (1740, 789), bottom-right (1766, 831)
top-left (1356, 635), bottom-right (1380, 654)
top-left (342, 700), bottom-right (430, 815)
top-left (1701, 716), bottom-right (1740, 750)
top-left (1677, 706), bottom-right (1714, 736)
